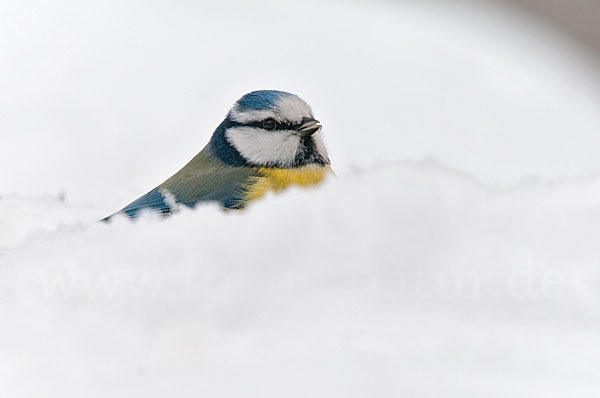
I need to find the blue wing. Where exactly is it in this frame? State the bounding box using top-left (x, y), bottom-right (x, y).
top-left (102, 188), bottom-right (171, 221)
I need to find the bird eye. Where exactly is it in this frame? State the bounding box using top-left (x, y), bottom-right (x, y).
top-left (262, 118), bottom-right (277, 130)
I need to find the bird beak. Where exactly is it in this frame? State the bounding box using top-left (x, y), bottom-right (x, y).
top-left (298, 117), bottom-right (322, 137)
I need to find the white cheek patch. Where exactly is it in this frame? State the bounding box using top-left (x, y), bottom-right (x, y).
top-left (225, 127), bottom-right (300, 166)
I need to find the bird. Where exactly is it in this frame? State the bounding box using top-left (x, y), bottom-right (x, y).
top-left (103, 90), bottom-right (331, 220)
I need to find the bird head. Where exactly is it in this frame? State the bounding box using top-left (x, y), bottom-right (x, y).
top-left (210, 90), bottom-right (330, 168)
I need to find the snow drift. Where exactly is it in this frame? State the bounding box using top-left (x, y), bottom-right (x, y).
top-left (1, 161), bottom-right (600, 397)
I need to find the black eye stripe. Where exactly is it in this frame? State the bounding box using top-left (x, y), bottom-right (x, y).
top-left (228, 119), bottom-right (300, 131)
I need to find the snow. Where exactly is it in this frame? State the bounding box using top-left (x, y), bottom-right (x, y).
top-left (2, 161), bottom-right (600, 396)
top-left (2, 0), bottom-right (600, 396)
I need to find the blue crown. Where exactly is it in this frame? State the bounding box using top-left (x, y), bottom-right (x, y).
top-left (236, 90), bottom-right (295, 111)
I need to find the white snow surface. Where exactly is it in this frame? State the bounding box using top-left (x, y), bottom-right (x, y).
top-left (3, 162), bottom-right (600, 396)
top-left (2, 0), bottom-right (600, 396)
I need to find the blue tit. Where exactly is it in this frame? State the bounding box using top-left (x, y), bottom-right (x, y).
top-left (103, 90), bottom-right (331, 220)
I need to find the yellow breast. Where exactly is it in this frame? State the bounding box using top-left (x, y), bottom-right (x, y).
top-left (243, 164), bottom-right (332, 204)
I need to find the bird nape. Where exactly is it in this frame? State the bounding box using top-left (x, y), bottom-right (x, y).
top-left (102, 90), bottom-right (332, 221)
